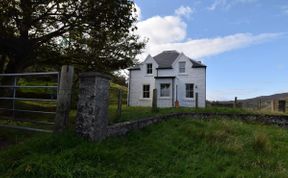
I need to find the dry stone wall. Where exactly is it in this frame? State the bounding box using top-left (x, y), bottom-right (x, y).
top-left (74, 73), bottom-right (288, 141)
top-left (107, 113), bottom-right (288, 137)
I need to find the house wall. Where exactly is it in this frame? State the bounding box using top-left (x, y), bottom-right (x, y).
top-left (175, 68), bottom-right (206, 107)
top-left (128, 53), bottom-right (206, 108)
top-left (128, 56), bottom-right (157, 106)
top-left (158, 54), bottom-right (206, 108)
top-left (155, 78), bottom-right (174, 107)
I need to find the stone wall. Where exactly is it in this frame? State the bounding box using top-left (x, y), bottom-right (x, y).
top-left (75, 71), bottom-right (288, 141)
top-left (107, 112), bottom-right (288, 137)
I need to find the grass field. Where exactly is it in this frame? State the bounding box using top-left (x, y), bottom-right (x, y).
top-left (1, 80), bottom-right (288, 177)
top-left (1, 118), bottom-right (288, 177)
top-left (1, 105), bottom-right (287, 148)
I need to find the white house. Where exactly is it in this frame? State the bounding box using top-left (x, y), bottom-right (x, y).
top-left (127, 50), bottom-right (207, 108)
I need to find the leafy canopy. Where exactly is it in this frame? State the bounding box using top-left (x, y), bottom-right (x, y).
top-left (0, 0), bottom-right (145, 73)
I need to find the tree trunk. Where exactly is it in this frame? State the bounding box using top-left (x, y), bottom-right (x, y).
top-left (0, 56), bottom-right (26, 97)
top-left (0, 55), bottom-right (6, 73)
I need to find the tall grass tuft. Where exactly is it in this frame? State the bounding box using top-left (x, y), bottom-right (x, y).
top-left (253, 132), bottom-right (271, 153)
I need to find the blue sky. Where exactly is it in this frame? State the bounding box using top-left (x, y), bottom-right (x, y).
top-left (134, 0), bottom-right (288, 100)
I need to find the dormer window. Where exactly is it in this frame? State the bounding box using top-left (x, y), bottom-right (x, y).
top-left (179, 61), bottom-right (186, 73)
top-left (147, 63), bottom-right (152, 74)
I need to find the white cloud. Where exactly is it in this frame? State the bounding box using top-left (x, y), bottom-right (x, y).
top-left (136, 16), bottom-right (186, 44)
top-left (208, 0), bottom-right (258, 11)
top-left (146, 33), bottom-right (282, 59)
top-left (281, 6), bottom-right (288, 15)
top-left (133, 3), bottom-right (141, 20)
top-left (175, 6), bottom-right (193, 17)
top-left (135, 4), bottom-right (283, 61)
top-left (208, 0), bottom-right (226, 11)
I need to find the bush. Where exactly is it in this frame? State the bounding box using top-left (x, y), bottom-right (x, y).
top-left (253, 132), bottom-right (271, 153)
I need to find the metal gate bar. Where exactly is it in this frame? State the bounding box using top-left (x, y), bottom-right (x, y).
top-left (0, 72), bottom-right (59, 132)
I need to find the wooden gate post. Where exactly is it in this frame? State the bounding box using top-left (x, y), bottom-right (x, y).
top-left (271, 100), bottom-right (276, 112)
top-left (234, 97), bottom-right (238, 108)
top-left (54, 65), bottom-right (74, 132)
top-left (152, 89), bottom-right (158, 112)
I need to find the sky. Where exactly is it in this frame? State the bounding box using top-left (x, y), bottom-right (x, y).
top-left (133, 0), bottom-right (288, 101)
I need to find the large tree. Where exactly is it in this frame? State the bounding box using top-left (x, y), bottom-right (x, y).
top-left (0, 0), bottom-right (145, 75)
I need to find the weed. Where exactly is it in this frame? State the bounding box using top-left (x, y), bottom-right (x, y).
top-left (253, 132), bottom-right (271, 153)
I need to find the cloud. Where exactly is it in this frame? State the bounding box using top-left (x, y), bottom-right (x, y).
top-left (136, 16), bottom-right (186, 44)
top-left (281, 6), bottom-right (288, 15)
top-left (208, 0), bottom-right (226, 11)
top-left (175, 6), bottom-right (193, 17)
top-left (135, 4), bottom-right (283, 61)
top-left (208, 0), bottom-right (258, 11)
top-left (145, 33), bottom-right (282, 59)
top-left (133, 3), bottom-right (141, 20)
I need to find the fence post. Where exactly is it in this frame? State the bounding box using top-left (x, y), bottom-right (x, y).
top-left (54, 65), bottom-right (74, 132)
top-left (195, 92), bottom-right (199, 108)
top-left (117, 89), bottom-right (122, 118)
top-left (233, 97), bottom-right (238, 108)
top-left (75, 72), bottom-right (111, 141)
top-left (271, 100), bottom-right (276, 112)
top-left (258, 99), bottom-right (262, 110)
top-left (152, 89), bottom-right (158, 112)
top-left (12, 76), bottom-right (17, 119)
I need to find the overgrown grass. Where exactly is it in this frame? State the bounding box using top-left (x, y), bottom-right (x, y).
top-left (107, 105), bottom-right (287, 124)
top-left (1, 118), bottom-right (288, 177)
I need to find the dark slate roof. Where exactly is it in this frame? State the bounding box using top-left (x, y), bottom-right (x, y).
top-left (128, 50), bottom-right (206, 70)
top-left (189, 59), bottom-right (207, 68)
top-left (154, 50), bottom-right (180, 69)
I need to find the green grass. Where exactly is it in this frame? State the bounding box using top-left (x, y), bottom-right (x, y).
top-left (0, 105), bottom-right (257, 150)
top-left (17, 79), bottom-right (58, 94)
top-left (107, 105), bottom-right (287, 124)
top-left (1, 118), bottom-right (288, 177)
top-left (0, 128), bottom-right (43, 148)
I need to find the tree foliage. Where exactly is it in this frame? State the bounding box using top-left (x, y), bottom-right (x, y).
top-left (0, 0), bottom-right (145, 74)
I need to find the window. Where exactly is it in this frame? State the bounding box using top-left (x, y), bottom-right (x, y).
top-left (186, 83), bottom-right (194, 98)
top-left (147, 63), bottom-right (152, 74)
top-left (143, 85), bottom-right (150, 98)
top-left (179, 61), bottom-right (186, 73)
top-left (160, 83), bottom-right (170, 97)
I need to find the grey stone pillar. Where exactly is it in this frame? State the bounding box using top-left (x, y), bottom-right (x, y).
top-left (76, 72), bottom-right (111, 141)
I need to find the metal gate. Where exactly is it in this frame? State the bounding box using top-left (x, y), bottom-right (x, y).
top-left (0, 72), bottom-right (59, 132)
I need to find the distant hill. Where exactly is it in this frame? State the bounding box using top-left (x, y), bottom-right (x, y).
top-left (239, 92), bottom-right (288, 110)
top-left (208, 92), bottom-right (288, 110)
top-left (240, 93), bottom-right (288, 103)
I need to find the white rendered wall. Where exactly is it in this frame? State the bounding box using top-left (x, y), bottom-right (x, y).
top-left (128, 53), bottom-right (206, 108)
top-left (155, 78), bottom-right (174, 108)
top-left (128, 55), bottom-right (157, 106)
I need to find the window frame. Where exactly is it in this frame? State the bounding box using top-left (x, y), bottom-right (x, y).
top-left (143, 84), bottom-right (150, 98)
top-left (160, 83), bottom-right (171, 97)
top-left (179, 61), bottom-right (186, 73)
top-left (185, 83), bottom-right (194, 98)
top-left (146, 63), bottom-right (153, 74)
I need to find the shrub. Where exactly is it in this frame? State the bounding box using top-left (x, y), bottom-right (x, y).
top-left (253, 132), bottom-right (271, 153)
